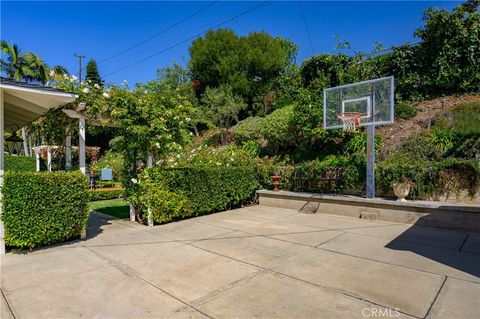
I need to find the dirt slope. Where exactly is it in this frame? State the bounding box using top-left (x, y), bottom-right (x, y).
top-left (378, 94), bottom-right (480, 154)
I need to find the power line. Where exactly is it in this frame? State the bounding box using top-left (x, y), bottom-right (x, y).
top-left (103, 1), bottom-right (271, 79)
top-left (97, 1), bottom-right (219, 65)
top-left (298, 1), bottom-right (314, 55)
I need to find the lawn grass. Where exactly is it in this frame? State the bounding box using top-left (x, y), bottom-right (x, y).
top-left (88, 199), bottom-right (130, 219)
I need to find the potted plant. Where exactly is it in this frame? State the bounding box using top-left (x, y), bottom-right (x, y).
top-left (271, 175), bottom-right (281, 192)
top-left (392, 178), bottom-right (413, 202)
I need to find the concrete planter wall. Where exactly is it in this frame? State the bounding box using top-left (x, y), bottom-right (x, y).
top-left (257, 190), bottom-right (480, 232)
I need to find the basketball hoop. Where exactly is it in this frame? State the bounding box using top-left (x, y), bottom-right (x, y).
top-left (337, 112), bottom-right (362, 131)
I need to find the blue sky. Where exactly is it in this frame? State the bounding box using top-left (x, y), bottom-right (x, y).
top-left (1, 1), bottom-right (460, 85)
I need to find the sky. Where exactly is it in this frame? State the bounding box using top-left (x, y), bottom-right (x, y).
top-left (1, 1), bottom-right (460, 86)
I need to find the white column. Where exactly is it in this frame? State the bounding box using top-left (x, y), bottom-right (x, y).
top-left (65, 135), bottom-right (72, 170)
top-left (28, 135), bottom-right (33, 157)
top-left (47, 147), bottom-right (52, 172)
top-left (147, 151), bottom-right (154, 227)
top-left (34, 148), bottom-right (40, 172)
top-left (129, 204), bottom-right (136, 222)
top-left (21, 127), bottom-right (29, 156)
top-left (79, 118), bottom-right (86, 175)
top-left (0, 88), bottom-right (5, 254)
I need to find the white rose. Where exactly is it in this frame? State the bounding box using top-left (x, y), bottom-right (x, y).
top-left (82, 87), bottom-right (89, 93)
top-left (102, 92), bottom-right (110, 98)
top-left (49, 70), bottom-right (55, 76)
top-left (131, 178), bottom-right (138, 184)
top-left (71, 75), bottom-right (78, 81)
top-left (94, 83), bottom-right (100, 89)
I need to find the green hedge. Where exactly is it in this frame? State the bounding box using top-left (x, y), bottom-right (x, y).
top-left (376, 158), bottom-right (480, 199)
top-left (289, 156), bottom-right (365, 194)
top-left (2, 171), bottom-right (89, 249)
top-left (140, 166), bottom-right (259, 224)
top-left (88, 188), bottom-right (124, 201)
top-left (5, 155), bottom-right (36, 172)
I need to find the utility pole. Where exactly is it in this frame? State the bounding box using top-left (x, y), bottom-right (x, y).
top-left (74, 53), bottom-right (85, 83)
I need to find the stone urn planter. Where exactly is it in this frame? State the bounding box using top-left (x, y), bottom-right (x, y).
top-left (393, 182), bottom-right (411, 202)
top-left (271, 175), bottom-right (281, 192)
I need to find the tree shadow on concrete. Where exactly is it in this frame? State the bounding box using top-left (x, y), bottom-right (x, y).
top-left (385, 214), bottom-right (480, 279)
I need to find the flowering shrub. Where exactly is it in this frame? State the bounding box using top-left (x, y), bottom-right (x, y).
top-left (161, 145), bottom-right (256, 168)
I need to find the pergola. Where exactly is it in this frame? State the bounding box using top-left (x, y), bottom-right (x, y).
top-left (32, 145), bottom-right (100, 172)
top-left (0, 77), bottom-right (78, 253)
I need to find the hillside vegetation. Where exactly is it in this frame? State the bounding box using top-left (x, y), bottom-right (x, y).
top-left (379, 95), bottom-right (480, 154)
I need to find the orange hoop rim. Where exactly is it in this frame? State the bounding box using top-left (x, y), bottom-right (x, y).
top-left (336, 112), bottom-right (362, 122)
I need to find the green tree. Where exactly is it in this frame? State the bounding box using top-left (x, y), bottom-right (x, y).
top-left (1, 41), bottom-right (68, 84)
top-left (189, 29), bottom-right (297, 115)
top-left (85, 59), bottom-right (103, 86)
top-left (200, 85), bottom-right (246, 129)
top-left (157, 62), bottom-right (191, 88)
top-left (413, 0), bottom-right (480, 95)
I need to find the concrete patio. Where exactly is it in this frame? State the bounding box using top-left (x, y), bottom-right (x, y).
top-left (1, 206), bottom-right (479, 319)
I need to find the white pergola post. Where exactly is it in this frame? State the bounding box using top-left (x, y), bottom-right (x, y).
top-left (78, 119), bottom-right (87, 238)
top-left (21, 127), bottom-right (29, 156)
top-left (28, 135), bottom-right (33, 157)
top-left (47, 146), bottom-right (52, 172)
top-left (147, 151), bottom-right (154, 227)
top-left (79, 118), bottom-right (86, 175)
top-left (65, 135), bottom-right (72, 170)
top-left (0, 89), bottom-right (5, 254)
top-left (34, 148), bottom-right (40, 172)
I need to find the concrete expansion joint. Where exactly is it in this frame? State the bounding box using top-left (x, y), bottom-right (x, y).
top-left (458, 234), bottom-right (469, 252)
top-left (314, 232), bottom-right (346, 248)
top-left (1, 288), bottom-right (16, 319)
top-left (83, 246), bottom-right (214, 319)
top-left (316, 246), bottom-right (480, 285)
top-left (188, 237), bottom-right (422, 318)
top-left (423, 276), bottom-right (448, 319)
top-left (189, 269), bottom-right (268, 307)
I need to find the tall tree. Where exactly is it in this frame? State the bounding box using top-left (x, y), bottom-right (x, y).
top-left (1, 41), bottom-right (68, 84)
top-left (189, 29), bottom-right (297, 115)
top-left (157, 62), bottom-right (191, 88)
top-left (85, 59), bottom-right (103, 86)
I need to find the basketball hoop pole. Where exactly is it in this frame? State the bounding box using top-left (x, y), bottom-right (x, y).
top-left (366, 126), bottom-right (375, 198)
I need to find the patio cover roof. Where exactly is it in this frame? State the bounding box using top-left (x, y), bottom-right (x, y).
top-left (0, 77), bottom-right (77, 128)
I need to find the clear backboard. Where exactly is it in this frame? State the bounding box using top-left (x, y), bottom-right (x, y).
top-left (323, 76), bottom-right (394, 130)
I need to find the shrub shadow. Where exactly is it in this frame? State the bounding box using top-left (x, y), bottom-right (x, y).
top-left (8, 211), bottom-right (112, 254)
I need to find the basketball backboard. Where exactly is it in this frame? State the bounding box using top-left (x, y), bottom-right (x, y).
top-left (323, 76), bottom-right (394, 130)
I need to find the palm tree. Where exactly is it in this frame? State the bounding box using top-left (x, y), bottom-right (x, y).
top-left (1, 41), bottom-right (69, 84)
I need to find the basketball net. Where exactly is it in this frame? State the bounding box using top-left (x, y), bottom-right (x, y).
top-left (337, 112), bottom-right (362, 131)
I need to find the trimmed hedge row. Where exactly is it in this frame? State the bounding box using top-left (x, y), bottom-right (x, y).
top-left (5, 155), bottom-right (36, 172)
top-left (88, 188), bottom-right (124, 201)
top-left (140, 167), bottom-right (259, 224)
top-left (2, 172), bottom-right (89, 249)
